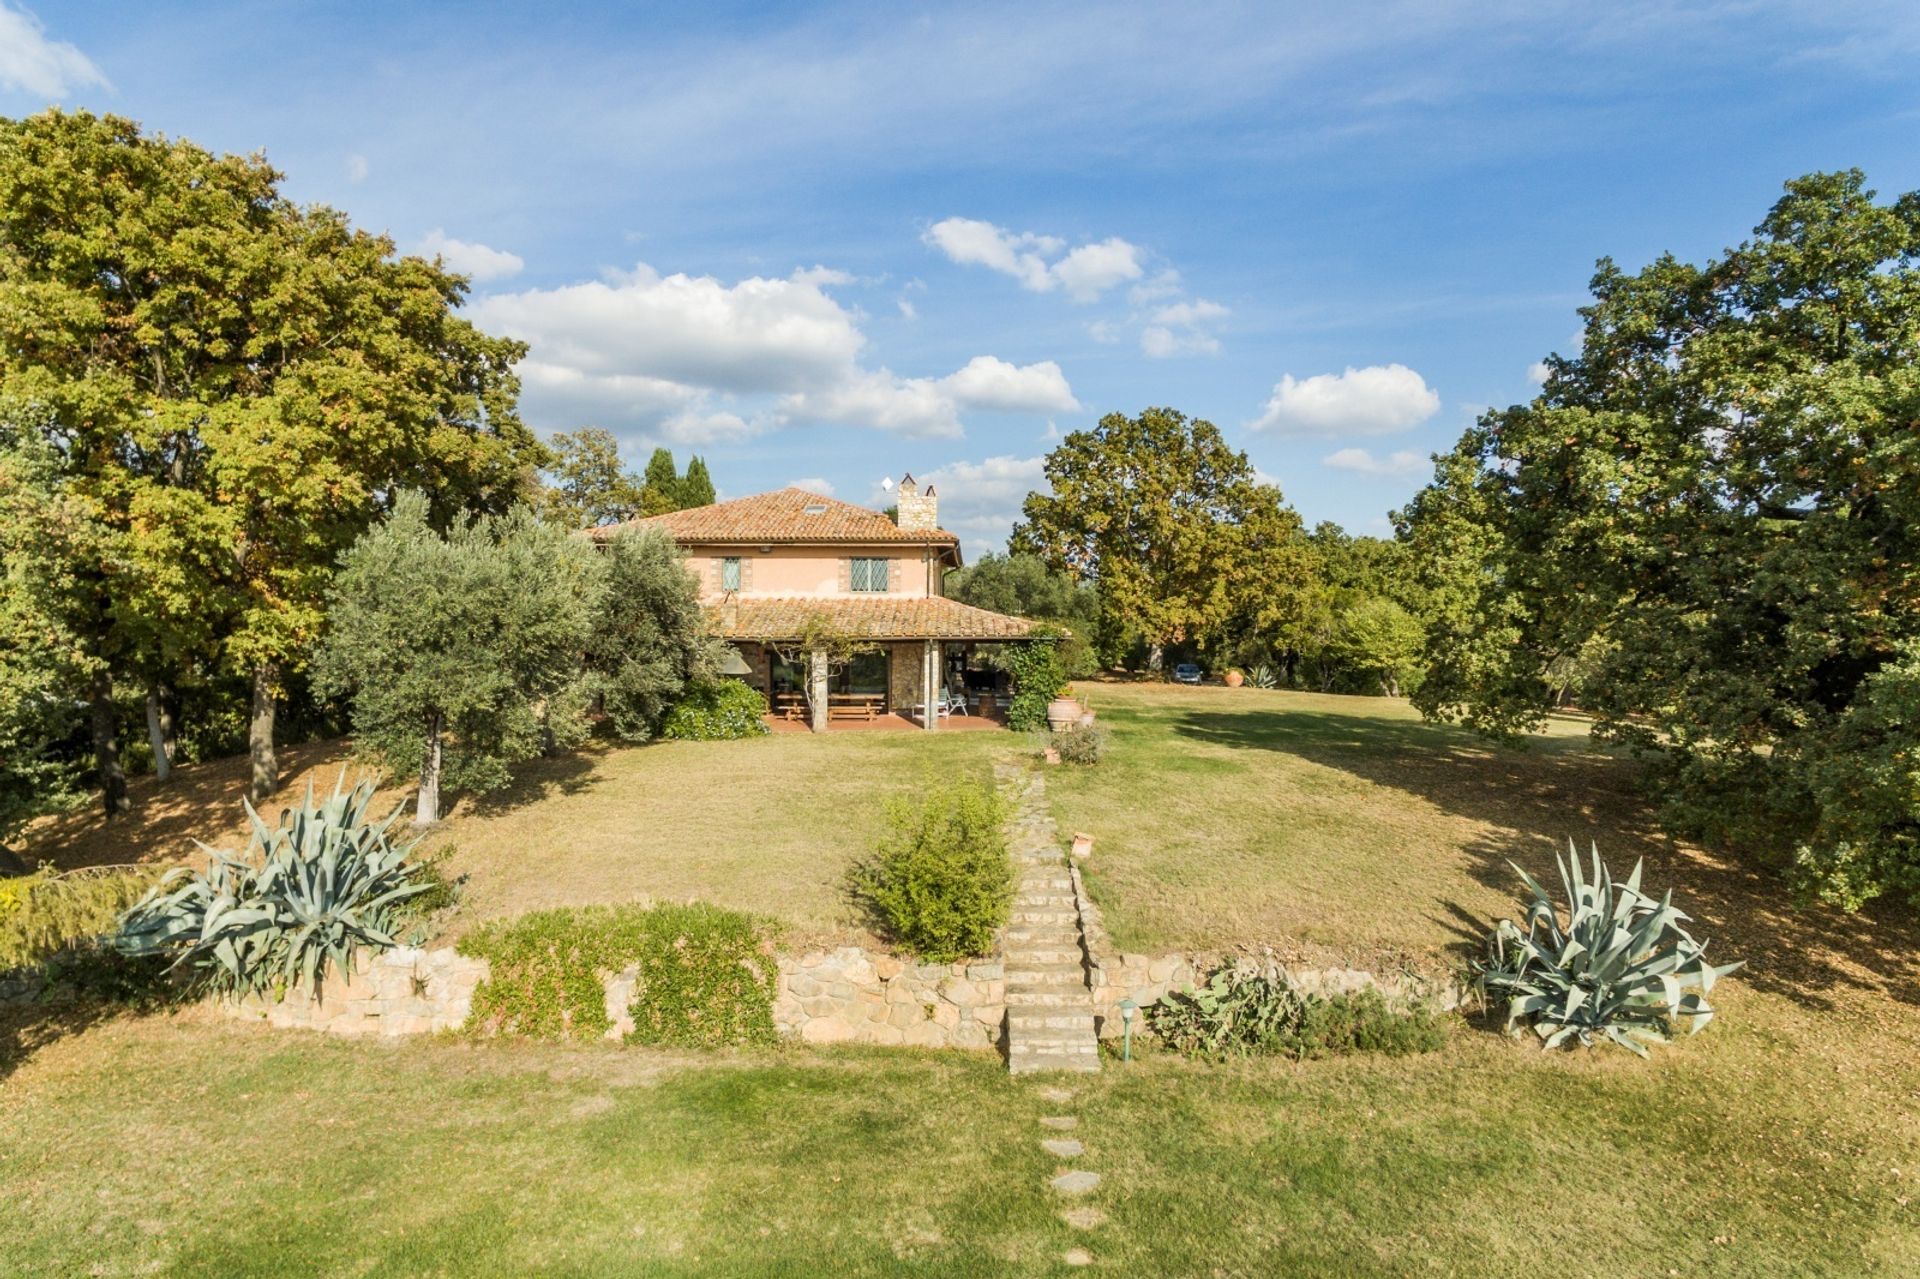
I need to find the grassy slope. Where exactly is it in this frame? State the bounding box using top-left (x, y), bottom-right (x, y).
top-left (2, 1011), bottom-right (1915, 1277)
top-left (9, 687), bottom-right (1919, 1274)
top-left (1048, 683), bottom-right (1917, 979)
top-left (19, 731), bottom-right (1006, 946)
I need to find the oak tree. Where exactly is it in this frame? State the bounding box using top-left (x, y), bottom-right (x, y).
top-left (1400, 171), bottom-right (1920, 909)
top-left (1013, 408), bottom-right (1311, 671)
top-left (0, 109), bottom-right (540, 808)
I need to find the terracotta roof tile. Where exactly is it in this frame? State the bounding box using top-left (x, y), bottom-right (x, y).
top-left (712, 596), bottom-right (1038, 642)
top-left (588, 487), bottom-right (958, 547)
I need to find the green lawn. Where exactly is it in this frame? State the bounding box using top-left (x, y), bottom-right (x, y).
top-left (10, 684), bottom-right (1920, 1275)
top-left (3, 1004), bottom-right (1915, 1277)
top-left (1055, 683), bottom-right (1720, 962)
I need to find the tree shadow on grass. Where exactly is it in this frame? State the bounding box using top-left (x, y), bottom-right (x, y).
top-left (1170, 706), bottom-right (1920, 1014)
top-left (0, 999), bottom-right (121, 1083)
top-left (456, 743), bottom-right (607, 820)
top-left (18, 739), bottom-right (360, 873)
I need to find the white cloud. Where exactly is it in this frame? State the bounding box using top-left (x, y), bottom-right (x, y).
top-left (345, 153), bottom-right (370, 184)
top-left (924, 216), bottom-right (1143, 302)
top-left (1129, 270), bottom-right (1184, 305)
top-left (897, 298), bottom-right (917, 321)
top-left (0, 3), bottom-right (107, 97)
top-left (792, 265), bottom-right (856, 287)
top-left (1140, 298), bottom-right (1228, 358)
top-left (1526, 360), bottom-right (1551, 384)
top-left (657, 408), bottom-right (762, 446)
top-left (1322, 447), bottom-right (1430, 478)
top-left (923, 217), bottom-right (1058, 292)
top-left (1087, 320), bottom-right (1121, 344)
top-left (782, 368), bottom-right (963, 439)
top-left (1250, 364), bottom-right (1440, 436)
top-left (874, 454), bottom-right (1049, 554)
top-left (515, 359), bottom-right (702, 424)
top-left (790, 476), bottom-right (835, 496)
top-left (937, 356), bottom-right (1080, 414)
top-left (416, 228), bottom-right (525, 282)
top-left (1050, 237), bottom-right (1145, 302)
top-left (474, 261), bottom-right (1076, 444)
top-left (473, 263), bottom-right (867, 396)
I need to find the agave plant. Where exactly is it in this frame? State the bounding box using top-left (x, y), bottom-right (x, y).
top-left (1246, 663), bottom-right (1279, 689)
top-left (1476, 842), bottom-right (1743, 1056)
top-left (118, 771), bottom-right (430, 998)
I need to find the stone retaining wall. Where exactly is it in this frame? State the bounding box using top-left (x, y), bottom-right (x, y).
top-left (773, 946), bottom-right (1005, 1049)
top-left (220, 945), bottom-right (487, 1037)
top-left (1069, 855), bottom-right (1462, 1039)
top-left (209, 943), bottom-right (1011, 1049)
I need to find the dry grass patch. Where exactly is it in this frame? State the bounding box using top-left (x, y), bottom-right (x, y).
top-left (19, 730), bottom-right (1008, 945)
top-left (1048, 682), bottom-right (1920, 1016)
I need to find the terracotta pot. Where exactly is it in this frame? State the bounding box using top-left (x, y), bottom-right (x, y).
top-left (1224, 669), bottom-right (1245, 688)
top-left (1046, 696), bottom-right (1081, 732)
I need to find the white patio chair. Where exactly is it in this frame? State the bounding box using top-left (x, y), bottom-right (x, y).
top-left (941, 688), bottom-right (968, 716)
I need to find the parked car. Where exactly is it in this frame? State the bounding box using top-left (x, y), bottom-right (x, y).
top-left (1171, 663), bottom-right (1203, 685)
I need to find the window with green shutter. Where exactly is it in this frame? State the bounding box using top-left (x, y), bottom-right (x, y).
top-left (850, 557), bottom-right (887, 592)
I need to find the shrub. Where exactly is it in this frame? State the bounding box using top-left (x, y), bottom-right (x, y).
top-left (1004, 629), bottom-right (1069, 733)
top-left (852, 784), bottom-right (1011, 963)
top-left (392, 849), bottom-right (465, 934)
top-left (0, 865), bottom-right (161, 973)
top-left (659, 679), bottom-right (771, 740)
top-left (1246, 663), bottom-right (1279, 690)
top-left (116, 772), bottom-right (432, 998)
top-left (458, 901), bottom-right (777, 1047)
top-left (1050, 724), bottom-right (1109, 766)
top-left (1475, 842), bottom-right (1743, 1056)
top-left (587, 526), bottom-right (712, 742)
top-left (1151, 963), bottom-right (1447, 1060)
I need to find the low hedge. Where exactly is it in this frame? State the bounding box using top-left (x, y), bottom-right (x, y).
top-left (659, 679), bottom-right (772, 740)
top-left (0, 865), bottom-right (160, 973)
top-left (457, 901), bottom-right (777, 1047)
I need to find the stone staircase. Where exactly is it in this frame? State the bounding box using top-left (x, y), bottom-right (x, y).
top-left (997, 763), bottom-right (1100, 1074)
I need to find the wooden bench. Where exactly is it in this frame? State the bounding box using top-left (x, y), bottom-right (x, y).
top-left (827, 694), bottom-right (884, 722)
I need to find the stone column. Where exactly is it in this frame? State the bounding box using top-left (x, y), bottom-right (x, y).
top-left (923, 641), bottom-right (939, 731)
top-left (809, 648), bottom-right (829, 734)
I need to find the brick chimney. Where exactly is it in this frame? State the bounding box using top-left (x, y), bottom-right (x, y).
top-left (895, 473), bottom-right (939, 531)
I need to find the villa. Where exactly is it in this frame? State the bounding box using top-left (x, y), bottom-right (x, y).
top-left (587, 476), bottom-right (1036, 730)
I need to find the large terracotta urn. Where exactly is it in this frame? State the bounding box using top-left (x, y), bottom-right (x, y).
top-left (1224, 669), bottom-right (1245, 688)
top-left (1046, 695), bottom-right (1081, 731)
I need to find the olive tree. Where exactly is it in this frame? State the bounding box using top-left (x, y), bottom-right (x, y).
top-left (316, 494), bottom-right (601, 825)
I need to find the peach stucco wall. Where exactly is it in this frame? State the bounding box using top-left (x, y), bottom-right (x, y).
top-left (682, 543), bottom-right (946, 602)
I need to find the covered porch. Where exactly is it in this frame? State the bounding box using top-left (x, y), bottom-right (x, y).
top-left (711, 597), bottom-right (1038, 733)
top-left (761, 706), bottom-right (1010, 733)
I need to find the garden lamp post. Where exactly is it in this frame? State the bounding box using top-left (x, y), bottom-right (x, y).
top-left (1119, 998), bottom-right (1138, 1062)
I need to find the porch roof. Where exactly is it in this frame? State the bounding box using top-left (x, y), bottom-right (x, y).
top-left (712, 596), bottom-right (1038, 642)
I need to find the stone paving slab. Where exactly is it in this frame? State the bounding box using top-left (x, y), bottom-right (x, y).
top-left (1050, 1170), bottom-right (1102, 1195)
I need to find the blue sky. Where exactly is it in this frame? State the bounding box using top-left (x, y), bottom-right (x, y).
top-left (6, 2), bottom-right (1919, 553)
